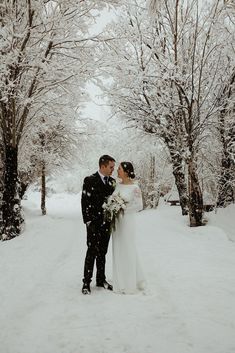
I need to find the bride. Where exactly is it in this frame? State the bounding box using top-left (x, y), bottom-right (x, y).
top-left (112, 162), bottom-right (146, 294)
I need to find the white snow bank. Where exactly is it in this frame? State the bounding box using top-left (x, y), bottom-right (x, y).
top-left (207, 203), bottom-right (235, 242)
top-left (0, 193), bottom-right (234, 353)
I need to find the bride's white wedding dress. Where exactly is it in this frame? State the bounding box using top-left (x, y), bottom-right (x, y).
top-left (112, 182), bottom-right (146, 294)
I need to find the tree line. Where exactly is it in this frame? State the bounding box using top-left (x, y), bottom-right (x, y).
top-left (99, 0), bottom-right (235, 226)
top-left (0, 0), bottom-right (234, 240)
top-left (0, 0), bottom-right (119, 240)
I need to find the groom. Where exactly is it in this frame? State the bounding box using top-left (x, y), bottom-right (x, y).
top-left (81, 155), bottom-right (116, 294)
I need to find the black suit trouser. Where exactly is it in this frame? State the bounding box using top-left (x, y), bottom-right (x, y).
top-left (83, 221), bottom-right (110, 285)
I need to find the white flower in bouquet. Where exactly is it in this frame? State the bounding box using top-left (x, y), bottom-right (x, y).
top-left (103, 192), bottom-right (128, 232)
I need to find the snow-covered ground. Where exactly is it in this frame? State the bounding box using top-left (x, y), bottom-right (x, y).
top-left (0, 192), bottom-right (235, 353)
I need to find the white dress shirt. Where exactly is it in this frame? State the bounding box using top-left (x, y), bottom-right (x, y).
top-left (98, 170), bottom-right (108, 184)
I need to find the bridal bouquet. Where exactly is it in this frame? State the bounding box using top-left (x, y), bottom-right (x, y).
top-left (103, 192), bottom-right (128, 232)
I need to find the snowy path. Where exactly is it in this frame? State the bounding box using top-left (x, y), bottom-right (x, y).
top-left (0, 192), bottom-right (235, 353)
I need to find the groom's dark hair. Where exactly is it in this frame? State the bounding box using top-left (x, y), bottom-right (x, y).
top-left (99, 155), bottom-right (115, 167)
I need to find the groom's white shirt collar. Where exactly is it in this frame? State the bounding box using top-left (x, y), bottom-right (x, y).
top-left (98, 170), bottom-right (107, 184)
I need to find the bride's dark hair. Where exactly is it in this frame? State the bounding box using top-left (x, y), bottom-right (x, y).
top-left (120, 162), bottom-right (135, 179)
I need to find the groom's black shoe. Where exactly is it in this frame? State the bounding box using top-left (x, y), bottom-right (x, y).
top-left (96, 281), bottom-right (113, 291)
top-left (82, 282), bottom-right (91, 295)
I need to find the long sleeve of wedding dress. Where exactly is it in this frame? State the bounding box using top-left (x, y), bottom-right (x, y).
top-left (126, 185), bottom-right (143, 213)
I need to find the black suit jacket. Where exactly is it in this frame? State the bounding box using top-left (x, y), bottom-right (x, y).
top-left (81, 172), bottom-right (115, 225)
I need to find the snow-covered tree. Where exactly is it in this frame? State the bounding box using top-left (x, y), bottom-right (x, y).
top-left (0, 0), bottom-right (120, 240)
top-left (100, 0), bottom-right (234, 226)
top-left (215, 3), bottom-right (235, 207)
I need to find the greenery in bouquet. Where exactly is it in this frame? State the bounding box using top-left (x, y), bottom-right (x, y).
top-left (103, 192), bottom-right (128, 233)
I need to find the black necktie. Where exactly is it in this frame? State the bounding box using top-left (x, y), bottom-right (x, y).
top-left (104, 176), bottom-right (109, 185)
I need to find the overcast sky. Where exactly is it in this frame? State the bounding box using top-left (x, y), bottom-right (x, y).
top-left (82, 8), bottom-right (116, 122)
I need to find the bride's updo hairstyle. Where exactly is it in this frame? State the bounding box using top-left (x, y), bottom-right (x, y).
top-left (120, 162), bottom-right (135, 179)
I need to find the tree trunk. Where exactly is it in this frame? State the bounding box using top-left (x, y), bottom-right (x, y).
top-left (41, 162), bottom-right (46, 215)
top-left (188, 159), bottom-right (203, 227)
top-left (1, 145), bottom-right (23, 240)
top-left (149, 155), bottom-right (158, 208)
top-left (217, 117), bottom-right (235, 207)
top-left (169, 150), bottom-right (189, 215)
top-left (217, 71), bottom-right (235, 207)
top-left (0, 136), bottom-right (5, 233)
top-left (217, 155), bottom-right (234, 207)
